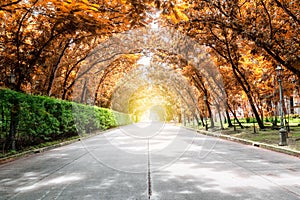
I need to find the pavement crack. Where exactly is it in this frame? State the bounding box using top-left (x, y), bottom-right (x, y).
top-left (147, 139), bottom-right (152, 200)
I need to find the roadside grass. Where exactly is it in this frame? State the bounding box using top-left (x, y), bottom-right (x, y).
top-left (226, 126), bottom-right (300, 151)
top-left (186, 118), bottom-right (300, 151)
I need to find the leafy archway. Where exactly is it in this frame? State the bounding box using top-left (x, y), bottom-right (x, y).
top-left (71, 26), bottom-right (226, 127)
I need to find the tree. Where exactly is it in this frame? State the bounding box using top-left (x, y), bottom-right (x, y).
top-left (0, 0), bottom-right (136, 92)
top-left (186, 0), bottom-right (300, 78)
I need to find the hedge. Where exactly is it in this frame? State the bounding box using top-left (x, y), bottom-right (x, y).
top-left (0, 89), bottom-right (132, 151)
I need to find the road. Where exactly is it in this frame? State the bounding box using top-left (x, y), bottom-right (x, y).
top-left (1, 122), bottom-right (300, 200)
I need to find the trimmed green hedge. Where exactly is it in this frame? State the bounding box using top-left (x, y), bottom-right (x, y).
top-left (0, 89), bottom-right (131, 151)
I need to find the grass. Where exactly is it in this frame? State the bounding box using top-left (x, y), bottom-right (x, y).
top-left (185, 118), bottom-right (300, 151)
top-left (224, 126), bottom-right (300, 151)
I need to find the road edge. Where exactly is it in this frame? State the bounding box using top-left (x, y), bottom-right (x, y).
top-left (0, 127), bottom-right (121, 165)
top-left (183, 126), bottom-right (300, 158)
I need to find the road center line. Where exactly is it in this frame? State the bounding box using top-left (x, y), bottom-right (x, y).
top-left (147, 139), bottom-right (152, 199)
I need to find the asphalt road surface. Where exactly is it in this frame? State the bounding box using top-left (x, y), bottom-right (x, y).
top-left (1, 122), bottom-right (300, 200)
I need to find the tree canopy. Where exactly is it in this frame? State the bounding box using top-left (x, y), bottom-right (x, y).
top-left (1, 0), bottom-right (299, 128)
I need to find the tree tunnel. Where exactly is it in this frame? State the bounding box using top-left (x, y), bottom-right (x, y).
top-left (71, 25), bottom-right (227, 135)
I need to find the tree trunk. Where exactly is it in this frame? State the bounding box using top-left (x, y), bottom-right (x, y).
top-left (217, 104), bottom-right (224, 129)
top-left (193, 112), bottom-right (200, 126)
top-left (62, 88), bottom-right (68, 100)
top-left (199, 114), bottom-right (205, 127)
top-left (231, 67), bottom-right (264, 129)
top-left (47, 41), bottom-right (69, 96)
top-left (205, 99), bottom-right (215, 128)
top-left (7, 98), bottom-right (19, 150)
top-left (80, 79), bottom-right (87, 103)
top-left (228, 104), bottom-right (244, 128)
top-left (225, 109), bottom-right (233, 127)
top-left (247, 94), bottom-right (264, 129)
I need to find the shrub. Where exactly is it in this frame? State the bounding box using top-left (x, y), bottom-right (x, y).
top-left (0, 89), bottom-right (132, 151)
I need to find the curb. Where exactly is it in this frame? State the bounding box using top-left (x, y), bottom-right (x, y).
top-left (0, 127), bottom-right (121, 165)
top-left (183, 126), bottom-right (300, 158)
top-left (0, 137), bottom-right (81, 164)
